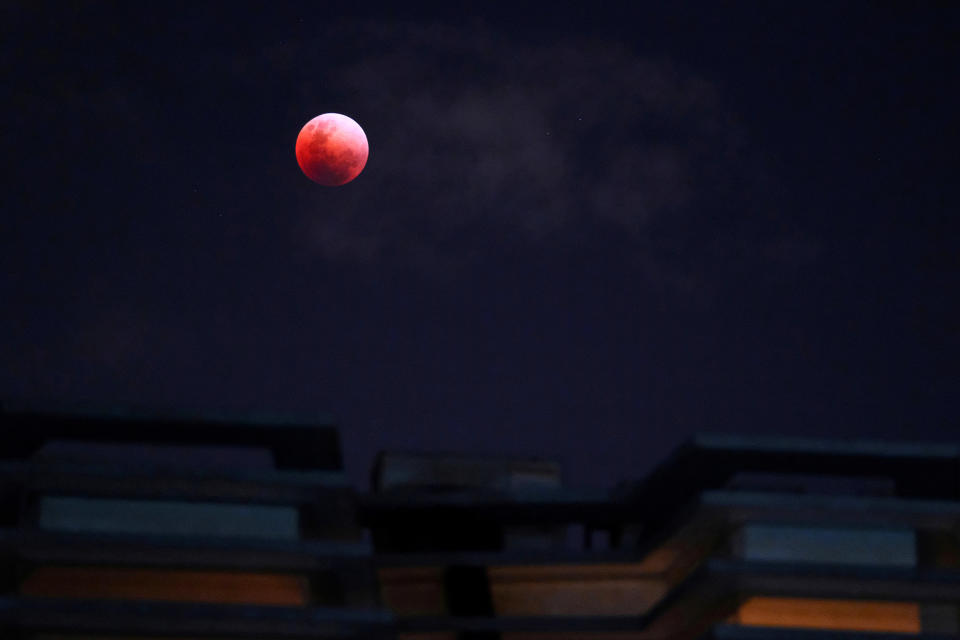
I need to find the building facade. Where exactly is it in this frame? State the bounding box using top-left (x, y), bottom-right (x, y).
top-left (1, 405), bottom-right (958, 639)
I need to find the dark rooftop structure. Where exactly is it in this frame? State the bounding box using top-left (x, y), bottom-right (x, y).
top-left (1, 404), bottom-right (959, 638)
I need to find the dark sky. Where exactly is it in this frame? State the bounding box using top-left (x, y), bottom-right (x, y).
top-left (3, 2), bottom-right (958, 489)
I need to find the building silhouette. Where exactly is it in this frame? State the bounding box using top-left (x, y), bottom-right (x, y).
top-left (1, 404), bottom-right (958, 638)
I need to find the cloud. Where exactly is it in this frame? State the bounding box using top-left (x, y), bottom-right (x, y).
top-left (266, 21), bottom-right (810, 285)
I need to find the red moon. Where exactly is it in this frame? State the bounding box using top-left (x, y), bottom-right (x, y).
top-left (295, 113), bottom-right (369, 186)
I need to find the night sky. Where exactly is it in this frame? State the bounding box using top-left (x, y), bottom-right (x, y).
top-left (3, 2), bottom-right (958, 489)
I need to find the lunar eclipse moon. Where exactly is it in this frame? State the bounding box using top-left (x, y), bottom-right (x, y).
top-left (295, 113), bottom-right (369, 186)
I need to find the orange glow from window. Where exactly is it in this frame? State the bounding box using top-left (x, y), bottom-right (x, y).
top-left (21, 567), bottom-right (308, 606)
top-left (733, 596), bottom-right (921, 633)
top-left (488, 564), bottom-right (667, 616)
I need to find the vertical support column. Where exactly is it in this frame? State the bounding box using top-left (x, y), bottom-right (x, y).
top-left (445, 564), bottom-right (498, 640)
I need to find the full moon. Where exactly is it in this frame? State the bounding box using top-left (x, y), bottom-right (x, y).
top-left (295, 113), bottom-right (369, 186)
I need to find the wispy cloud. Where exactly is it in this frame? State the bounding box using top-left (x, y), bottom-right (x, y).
top-left (265, 21), bottom-right (812, 287)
